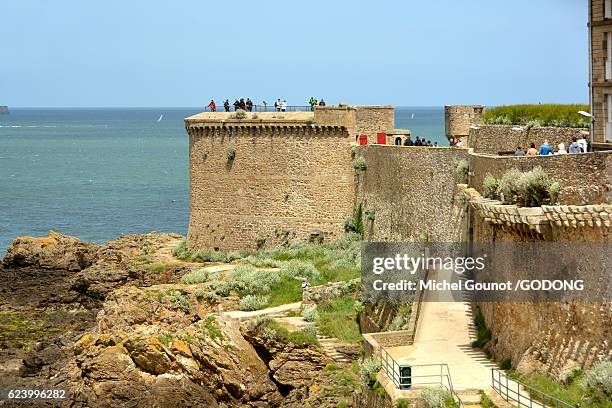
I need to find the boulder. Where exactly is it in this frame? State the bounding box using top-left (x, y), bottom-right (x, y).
top-left (2, 231), bottom-right (98, 270)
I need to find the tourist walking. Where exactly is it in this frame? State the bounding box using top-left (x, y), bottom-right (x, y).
top-left (514, 146), bottom-right (525, 156)
top-left (403, 135), bottom-right (414, 146)
top-left (280, 100), bottom-right (287, 112)
top-left (223, 99), bottom-right (230, 112)
top-left (246, 98), bottom-right (253, 112)
top-left (318, 99), bottom-right (326, 106)
top-left (207, 100), bottom-right (216, 112)
top-left (526, 143), bottom-right (538, 156)
top-left (275, 99), bottom-right (281, 112)
top-left (233, 99), bottom-right (240, 111)
top-left (538, 139), bottom-right (554, 155)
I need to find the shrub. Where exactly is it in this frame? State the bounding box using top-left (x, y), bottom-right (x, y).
top-left (230, 109), bottom-right (247, 120)
top-left (192, 249), bottom-right (226, 263)
top-left (172, 240), bottom-right (192, 261)
top-left (194, 288), bottom-right (206, 299)
top-left (582, 361), bottom-right (612, 397)
top-left (396, 398), bottom-right (410, 408)
top-left (301, 306), bottom-right (319, 322)
top-left (360, 357), bottom-right (381, 388)
top-left (239, 294), bottom-right (269, 311)
top-left (168, 290), bottom-right (190, 313)
top-left (195, 289), bottom-right (217, 303)
top-left (181, 268), bottom-right (211, 284)
top-left (280, 259), bottom-right (320, 281)
top-left (500, 358), bottom-right (512, 370)
top-left (483, 104), bottom-right (589, 128)
top-left (286, 326), bottom-right (318, 346)
top-left (353, 157), bottom-right (367, 171)
top-left (226, 145), bottom-right (236, 160)
top-left (229, 264), bottom-right (281, 295)
top-left (336, 402), bottom-right (349, 408)
top-left (208, 281), bottom-right (231, 297)
top-left (226, 251), bottom-right (247, 262)
top-left (454, 159), bottom-right (469, 183)
top-left (202, 314), bottom-right (224, 341)
top-left (483, 174), bottom-right (500, 199)
top-left (497, 168), bottom-right (522, 204)
top-left (420, 387), bottom-right (451, 408)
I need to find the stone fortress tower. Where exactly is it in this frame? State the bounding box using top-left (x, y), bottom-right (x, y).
top-left (444, 105), bottom-right (485, 147)
top-left (185, 105), bottom-right (394, 251)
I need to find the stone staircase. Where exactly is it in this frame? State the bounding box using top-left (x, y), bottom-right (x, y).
top-left (317, 334), bottom-right (353, 364)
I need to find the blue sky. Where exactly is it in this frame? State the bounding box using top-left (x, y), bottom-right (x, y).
top-left (1, 0), bottom-right (587, 107)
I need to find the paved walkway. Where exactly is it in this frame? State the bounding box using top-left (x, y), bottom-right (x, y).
top-left (385, 268), bottom-right (496, 391)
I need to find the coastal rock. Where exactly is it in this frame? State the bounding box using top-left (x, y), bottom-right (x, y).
top-left (2, 231), bottom-right (98, 270)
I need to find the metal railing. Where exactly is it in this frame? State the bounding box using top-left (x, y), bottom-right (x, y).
top-left (203, 105), bottom-right (314, 113)
top-left (380, 348), bottom-right (464, 407)
top-left (491, 369), bottom-right (576, 408)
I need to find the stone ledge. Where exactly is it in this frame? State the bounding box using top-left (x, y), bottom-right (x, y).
top-left (467, 190), bottom-right (612, 230)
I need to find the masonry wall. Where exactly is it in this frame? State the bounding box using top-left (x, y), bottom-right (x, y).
top-left (469, 151), bottom-right (612, 205)
top-left (469, 125), bottom-right (586, 155)
top-left (472, 214), bottom-right (611, 378)
top-left (355, 146), bottom-right (469, 243)
top-left (187, 125), bottom-right (355, 251)
top-left (315, 106), bottom-right (394, 143)
top-left (470, 148), bottom-right (612, 378)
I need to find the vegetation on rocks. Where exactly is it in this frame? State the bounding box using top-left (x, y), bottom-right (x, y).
top-left (359, 356), bottom-right (381, 387)
top-left (420, 387), bottom-right (454, 408)
top-left (483, 104), bottom-right (589, 128)
top-left (317, 295), bottom-right (361, 343)
top-left (471, 306), bottom-right (491, 349)
top-left (247, 316), bottom-right (319, 347)
top-left (353, 156), bottom-right (367, 171)
top-left (454, 159), bottom-right (469, 184)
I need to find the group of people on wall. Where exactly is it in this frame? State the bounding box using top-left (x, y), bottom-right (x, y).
top-left (396, 135), bottom-right (439, 147)
top-left (514, 133), bottom-right (592, 156)
top-left (205, 97), bottom-right (327, 113)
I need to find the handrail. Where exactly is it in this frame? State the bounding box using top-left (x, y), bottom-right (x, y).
top-left (203, 105), bottom-right (314, 113)
top-left (379, 347), bottom-right (464, 407)
top-left (491, 369), bottom-right (576, 408)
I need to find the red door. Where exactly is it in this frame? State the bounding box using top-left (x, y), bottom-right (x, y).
top-left (377, 132), bottom-right (387, 144)
top-left (359, 134), bottom-right (368, 145)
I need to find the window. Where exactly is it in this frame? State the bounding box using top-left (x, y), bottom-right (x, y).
top-left (607, 94), bottom-right (612, 142)
top-left (606, 32), bottom-right (612, 80)
top-left (606, 0), bottom-right (612, 19)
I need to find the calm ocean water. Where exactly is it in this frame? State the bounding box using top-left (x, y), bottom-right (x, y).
top-left (0, 107), bottom-right (445, 255)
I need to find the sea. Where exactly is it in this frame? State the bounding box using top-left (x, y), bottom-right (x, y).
top-left (0, 107), bottom-right (445, 256)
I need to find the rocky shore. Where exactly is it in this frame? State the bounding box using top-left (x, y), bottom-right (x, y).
top-left (0, 232), bottom-right (357, 407)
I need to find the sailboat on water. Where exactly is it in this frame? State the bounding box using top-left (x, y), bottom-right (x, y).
top-left (157, 114), bottom-right (163, 122)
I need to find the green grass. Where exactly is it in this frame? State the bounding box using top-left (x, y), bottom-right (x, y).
top-left (479, 390), bottom-right (496, 408)
top-left (317, 295), bottom-right (361, 343)
top-left (249, 317), bottom-right (319, 346)
top-left (483, 104), bottom-right (589, 128)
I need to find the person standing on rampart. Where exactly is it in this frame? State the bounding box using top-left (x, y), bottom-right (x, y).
top-left (207, 100), bottom-right (216, 112)
top-left (223, 99), bottom-right (230, 112)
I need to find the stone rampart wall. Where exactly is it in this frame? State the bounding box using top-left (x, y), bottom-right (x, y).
top-left (187, 124), bottom-right (355, 251)
top-left (469, 125), bottom-right (586, 155)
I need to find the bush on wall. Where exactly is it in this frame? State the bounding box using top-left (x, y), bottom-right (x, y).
top-left (483, 104), bottom-right (589, 128)
top-left (484, 167), bottom-right (560, 207)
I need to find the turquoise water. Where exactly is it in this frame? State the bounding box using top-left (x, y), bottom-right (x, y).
top-left (0, 107), bottom-right (445, 255)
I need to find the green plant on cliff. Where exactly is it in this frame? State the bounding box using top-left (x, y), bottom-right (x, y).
top-left (365, 208), bottom-right (375, 221)
top-left (318, 295), bottom-right (361, 343)
top-left (360, 357), bottom-right (382, 388)
top-left (344, 203), bottom-right (364, 235)
top-left (483, 104), bottom-right (589, 128)
top-left (172, 240), bottom-right (192, 261)
top-left (454, 159), bottom-right (469, 184)
top-left (239, 294), bottom-right (269, 311)
top-left (396, 398), bottom-right (410, 408)
top-left (226, 144), bottom-right (236, 161)
top-left (248, 316), bottom-right (319, 346)
top-left (471, 306), bottom-right (491, 349)
top-left (420, 387), bottom-right (453, 408)
top-left (353, 156), bottom-right (367, 171)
